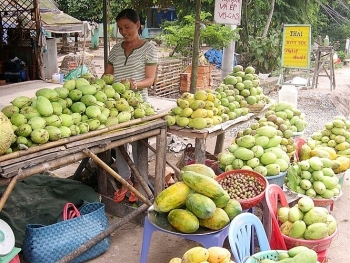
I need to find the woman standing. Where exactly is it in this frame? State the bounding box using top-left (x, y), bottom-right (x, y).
top-left (103, 8), bottom-right (158, 202)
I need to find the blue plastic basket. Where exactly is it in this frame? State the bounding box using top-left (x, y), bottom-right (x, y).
top-left (245, 250), bottom-right (286, 263)
top-left (265, 171), bottom-right (287, 187)
top-left (245, 250), bottom-right (321, 263)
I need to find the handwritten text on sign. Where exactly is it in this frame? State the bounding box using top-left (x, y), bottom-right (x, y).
top-left (214, 0), bottom-right (242, 25)
top-left (282, 25), bottom-right (311, 68)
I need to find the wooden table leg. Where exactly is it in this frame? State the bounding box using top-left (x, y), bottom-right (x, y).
top-left (154, 127), bottom-right (167, 196)
top-left (194, 138), bottom-right (206, 164)
top-left (214, 132), bottom-right (225, 155)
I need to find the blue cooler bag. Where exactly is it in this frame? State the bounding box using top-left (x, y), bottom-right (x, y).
top-left (22, 202), bottom-right (110, 263)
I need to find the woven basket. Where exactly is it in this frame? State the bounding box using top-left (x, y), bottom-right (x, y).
top-left (23, 202), bottom-right (110, 263)
top-left (247, 103), bottom-right (266, 113)
top-left (176, 143), bottom-right (217, 169)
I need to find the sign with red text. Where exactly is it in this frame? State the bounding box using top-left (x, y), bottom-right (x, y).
top-left (214, 0), bottom-right (242, 25)
top-left (281, 24), bottom-right (312, 69)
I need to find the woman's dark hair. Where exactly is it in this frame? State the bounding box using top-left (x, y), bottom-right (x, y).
top-left (116, 9), bottom-right (140, 23)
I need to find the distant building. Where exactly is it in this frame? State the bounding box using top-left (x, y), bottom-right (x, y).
top-left (142, 7), bottom-right (177, 39)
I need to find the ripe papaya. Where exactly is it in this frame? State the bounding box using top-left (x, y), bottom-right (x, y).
top-left (153, 182), bottom-right (192, 212)
top-left (199, 207), bottom-right (230, 230)
top-left (186, 193), bottom-right (216, 219)
top-left (180, 163), bottom-right (216, 179)
top-left (182, 171), bottom-right (226, 199)
top-left (168, 209), bottom-right (199, 233)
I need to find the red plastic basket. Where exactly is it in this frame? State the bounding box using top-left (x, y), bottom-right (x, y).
top-left (282, 228), bottom-right (338, 252)
top-left (215, 169), bottom-right (269, 210)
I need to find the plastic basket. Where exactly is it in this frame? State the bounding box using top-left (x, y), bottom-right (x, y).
top-left (282, 228), bottom-right (338, 253)
top-left (245, 250), bottom-right (286, 263)
top-left (245, 250), bottom-right (321, 263)
top-left (266, 171), bottom-right (287, 187)
top-left (247, 103), bottom-right (265, 113)
top-left (215, 169), bottom-right (269, 210)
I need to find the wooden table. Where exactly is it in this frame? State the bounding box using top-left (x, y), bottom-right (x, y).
top-left (0, 113), bottom-right (168, 221)
top-left (167, 108), bottom-right (269, 164)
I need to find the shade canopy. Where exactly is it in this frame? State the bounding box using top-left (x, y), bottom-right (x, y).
top-left (39, 0), bottom-right (83, 33)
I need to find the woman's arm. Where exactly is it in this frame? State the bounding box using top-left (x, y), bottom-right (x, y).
top-left (103, 63), bottom-right (114, 75)
top-left (133, 64), bottom-right (157, 89)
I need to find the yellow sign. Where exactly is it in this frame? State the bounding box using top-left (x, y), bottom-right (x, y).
top-left (282, 25), bottom-right (311, 69)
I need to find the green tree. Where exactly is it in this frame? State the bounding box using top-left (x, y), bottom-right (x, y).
top-left (157, 12), bottom-right (240, 57)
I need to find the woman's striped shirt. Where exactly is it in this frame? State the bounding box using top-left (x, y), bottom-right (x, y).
top-left (107, 41), bottom-right (158, 101)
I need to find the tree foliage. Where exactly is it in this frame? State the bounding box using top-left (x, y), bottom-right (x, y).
top-left (157, 12), bottom-right (240, 57)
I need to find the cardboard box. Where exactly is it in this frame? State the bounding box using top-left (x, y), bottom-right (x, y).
top-left (165, 166), bottom-right (175, 186)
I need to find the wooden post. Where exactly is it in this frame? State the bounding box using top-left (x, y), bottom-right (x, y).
top-left (214, 133), bottom-right (225, 155)
top-left (153, 127), bottom-right (167, 196)
top-left (194, 138), bottom-right (206, 164)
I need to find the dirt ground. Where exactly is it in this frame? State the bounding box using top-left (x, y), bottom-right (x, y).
top-left (57, 47), bottom-right (350, 263)
top-left (1, 46), bottom-right (348, 263)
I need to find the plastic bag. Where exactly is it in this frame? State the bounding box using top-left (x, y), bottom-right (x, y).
top-left (64, 64), bottom-right (89, 80)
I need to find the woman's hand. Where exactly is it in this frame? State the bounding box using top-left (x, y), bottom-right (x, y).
top-left (129, 78), bottom-right (137, 90)
top-left (121, 78), bottom-right (137, 90)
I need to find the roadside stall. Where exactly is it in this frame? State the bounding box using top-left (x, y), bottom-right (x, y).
top-left (0, 74), bottom-right (171, 261)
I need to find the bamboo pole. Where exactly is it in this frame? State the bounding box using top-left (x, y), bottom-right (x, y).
top-left (140, 140), bottom-right (180, 175)
top-left (0, 113), bottom-right (168, 162)
top-left (57, 203), bottom-right (149, 263)
top-left (118, 146), bottom-right (154, 199)
top-left (83, 149), bottom-right (152, 206)
top-left (0, 173), bottom-right (19, 211)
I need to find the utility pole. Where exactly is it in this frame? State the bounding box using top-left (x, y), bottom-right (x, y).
top-left (221, 25), bottom-right (237, 81)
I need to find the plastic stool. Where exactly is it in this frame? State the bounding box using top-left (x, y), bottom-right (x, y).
top-left (140, 216), bottom-right (230, 263)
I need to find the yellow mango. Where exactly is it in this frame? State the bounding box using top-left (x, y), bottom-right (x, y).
top-left (333, 156), bottom-right (350, 173)
top-left (315, 146), bottom-right (337, 160)
top-left (169, 258), bottom-right (182, 263)
top-left (207, 247), bottom-right (231, 263)
top-left (182, 247), bottom-right (210, 263)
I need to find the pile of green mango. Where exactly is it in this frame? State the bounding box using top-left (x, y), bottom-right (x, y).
top-left (1, 76), bottom-right (156, 153)
top-left (258, 246), bottom-right (317, 263)
top-left (222, 65), bottom-right (271, 106)
top-left (167, 89), bottom-right (250, 130)
top-left (278, 196), bottom-right (337, 240)
top-left (286, 156), bottom-right (342, 199)
top-left (309, 115), bottom-right (350, 156)
top-left (218, 125), bottom-right (290, 176)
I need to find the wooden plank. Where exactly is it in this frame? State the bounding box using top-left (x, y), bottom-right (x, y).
top-left (0, 113), bottom-right (167, 162)
top-left (0, 120), bottom-right (167, 178)
top-left (0, 145), bottom-right (66, 167)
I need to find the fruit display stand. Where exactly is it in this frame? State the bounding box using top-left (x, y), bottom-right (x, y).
top-left (0, 112), bottom-right (168, 222)
top-left (168, 105), bottom-right (270, 164)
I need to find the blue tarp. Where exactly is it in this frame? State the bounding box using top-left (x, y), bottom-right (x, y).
top-left (204, 49), bottom-right (237, 68)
